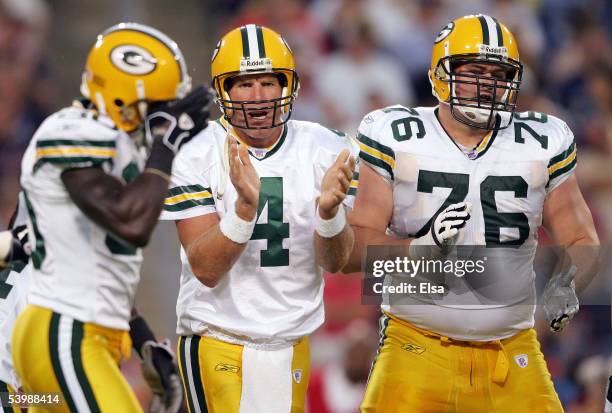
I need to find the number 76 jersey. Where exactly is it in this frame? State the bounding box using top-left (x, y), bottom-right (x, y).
top-left (357, 106), bottom-right (576, 340)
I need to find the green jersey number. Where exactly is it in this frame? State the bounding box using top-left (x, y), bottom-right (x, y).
top-left (0, 261), bottom-right (26, 300)
top-left (513, 111), bottom-right (549, 149)
top-left (416, 171), bottom-right (530, 247)
top-left (251, 177), bottom-right (290, 267)
top-left (414, 170), bottom-right (469, 237)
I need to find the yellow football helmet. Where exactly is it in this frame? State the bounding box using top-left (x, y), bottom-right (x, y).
top-left (211, 24), bottom-right (299, 129)
top-left (80, 22), bottom-right (192, 132)
top-left (429, 14), bottom-right (523, 130)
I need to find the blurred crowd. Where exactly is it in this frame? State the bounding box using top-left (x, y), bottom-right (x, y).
top-left (0, 0), bottom-right (610, 411)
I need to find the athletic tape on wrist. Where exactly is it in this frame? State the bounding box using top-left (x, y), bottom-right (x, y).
top-left (219, 209), bottom-right (257, 244)
top-left (315, 206), bottom-right (346, 238)
top-left (143, 167), bottom-right (171, 182)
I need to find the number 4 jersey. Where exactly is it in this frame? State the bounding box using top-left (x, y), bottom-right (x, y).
top-left (161, 119), bottom-right (360, 345)
top-left (358, 106), bottom-right (576, 341)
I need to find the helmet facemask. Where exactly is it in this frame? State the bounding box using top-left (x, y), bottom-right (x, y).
top-left (213, 70), bottom-right (299, 130)
top-left (436, 55), bottom-right (522, 130)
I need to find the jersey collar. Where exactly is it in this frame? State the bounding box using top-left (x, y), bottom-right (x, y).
top-left (216, 116), bottom-right (288, 161)
top-left (434, 108), bottom-right (501, 160)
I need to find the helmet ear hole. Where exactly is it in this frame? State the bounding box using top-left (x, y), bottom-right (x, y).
top-left (223, 76), bottom-right (236, 92)
top-left (277, 74), bottom-right (287, 88)
top-left (114, 99), bottom-right (124, 107)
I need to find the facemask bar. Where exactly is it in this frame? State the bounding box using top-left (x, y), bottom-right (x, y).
top-left (215, 96), bottom-right (295, 129)
top-left (212, 69), bottom-right (299, 130)
top-left (437, 55), bottom-right (523, 130)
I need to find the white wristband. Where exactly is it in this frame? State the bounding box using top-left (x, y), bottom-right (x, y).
top-left (315, 206), bottom-right (346, 238)
top-left (219, 209), bottom-right (257, 244)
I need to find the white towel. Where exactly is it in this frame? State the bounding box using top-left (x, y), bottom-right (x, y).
top-left (239, 345), bottom-right (293, 413)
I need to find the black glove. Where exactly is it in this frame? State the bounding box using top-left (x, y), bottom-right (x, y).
top-left (141, 339), bottom-right (183, 413)
top-left (12, 225), bottom-right (30, 255)
top-left (146, 86), bottom-right (213, 154)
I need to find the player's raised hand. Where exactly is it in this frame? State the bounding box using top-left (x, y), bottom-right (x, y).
top-left (146, 86), bottom-right (212, 154)
top-left (228, 139), bottom-right (260, 220)
top-left (318, 149), bottom-right (356, 219)
top-left (0, 227), bottom-right (29, 268)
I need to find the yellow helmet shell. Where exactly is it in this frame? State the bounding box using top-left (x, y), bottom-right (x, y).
top-left (81, 22), bottom-right (191, 132)
top-left (429, 14), bottom-right (521, 103)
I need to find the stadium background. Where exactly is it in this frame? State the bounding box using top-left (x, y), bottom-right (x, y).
top-left (0, 0), bottom-right (610, 411)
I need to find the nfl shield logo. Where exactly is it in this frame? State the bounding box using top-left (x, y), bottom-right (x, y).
top-left (293, 369), bottom-right (302, 384)
top-left (252, 148), bottom-right (267, 159)
top-left (514, 354), bottom-right (529, 368)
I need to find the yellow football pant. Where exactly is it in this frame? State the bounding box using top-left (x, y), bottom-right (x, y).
top-left (361, 313), bottom-right (563, 413)
top-left (177, 335), bottom-right (310, 413)
top-left (11, 305), bottom-right (141, 412)
top-left (0, 380), bottom-right (20, 413)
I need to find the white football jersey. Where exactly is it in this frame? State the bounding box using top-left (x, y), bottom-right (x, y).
top-left (0, 263), bottom-right (29, 388)
top-left (0, 193), bottom-right (30, 388)
top-left (358, 106), bottom-right (576, 340)
top-left (20, 105), bottom-right (148, 330)
top-left (161, 119), bottom-right (360, 345)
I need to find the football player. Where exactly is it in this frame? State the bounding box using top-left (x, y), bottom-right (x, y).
top-left (347, 14), bottom-right (600, 412)
top-left (0, 195), bottom-right (30, 413)
top-left (0, 219), bottom-right (184, 413)
top-left (160, 25), bottom-right (359, 412)
top-left (11, 23), bottom-right (210, 412)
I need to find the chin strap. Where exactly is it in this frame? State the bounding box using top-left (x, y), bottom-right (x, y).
top-left (454, 104), bottom-right (497, 126)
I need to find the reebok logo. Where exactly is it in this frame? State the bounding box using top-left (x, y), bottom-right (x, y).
top-left (402, 343), bottom-right (425, 355)
top-left (215, 363), bottom-right (240, 373)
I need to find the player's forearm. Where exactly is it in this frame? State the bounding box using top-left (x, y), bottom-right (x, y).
top-left (342, 226), bottom-right (409, 273)
top-left (315, 224), bottom-right (354, 273)
top-left (114, 137), bottom-right (179, 237)
top-left (187, 226), bottom-right (246, 288)
top-left (565, 233), bottom-right (601, 292)
top-left (62, 167), bottom-right (171, 247)
top-left (113, 175), bottom-right (172, 241)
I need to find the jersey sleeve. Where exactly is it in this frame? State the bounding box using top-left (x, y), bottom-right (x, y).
top-left (8, 192), bottom-right (28, 229)
top-left (160, 149), bottom-right (216, 220)
top-left (34, 136), bottom-right (116, 172)
top-left (356, 109), bottom-right (396, 183)
top-left (32, 110), bottom-right (118, 173)
top-left (546, 120), bottom-right (577, 193)
top-left (0, 263), bottom-right (29, 388)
